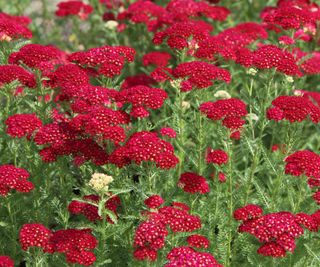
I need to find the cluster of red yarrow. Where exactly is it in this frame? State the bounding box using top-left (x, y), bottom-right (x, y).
top-left (2, 43), bottom-right (178, 168)
top-left (284, 150), bottom-right (320, 205)
top-left (68, 194), bottom-right (121, 223)
top-left (1, 0), bottom-right (320, 265)
top-left (133, 195), bottom-right (222, 266)
top-left (19, 224), bottom-right (97, 266)
top-left (234, 205), bottom-right (320, 257)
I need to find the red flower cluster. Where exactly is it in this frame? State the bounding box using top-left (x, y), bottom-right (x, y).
top-left (120, 0), bottom-right (229, 32)
top-left (234, 205), bottom-right (320, 257)
top-left (68, 46), bottom-right (135, 78)
top-left (9, 44), bottom-right (66, 74)
top-left (159, 205), bottom-right (202, 232)
top-left (55, 1), bottom-right (93, 20)
top-left (34, 121), bottom-right (109, 166)
top-left (119, 0), bottom-right (168, 32)
top-left (233, 204), bottom-right (263, 221)
top-left (19, 223), bottom-right (53, 252)
top-left (0, 165), bottom-right (34, 196)
top-left (267, 96), bottom-right (320, 123)
top-left (261, 2), bottom-right (315, 31)
top-left (165, 246), bottom-right (222, 267)
top-left (6, 113), bottom-right (42, 139)
top-left (172, 61), bottom-right (231, 91)
top-left (301, 52), bottom-right (320, 75)
top-left (195, 22), bottom-right (268, 62)
top-left (133, 219), bottom-right (168, 261)
top-left (159, 127), bottom-right (177, 138)
top-left (0, 12), bottom-right (32, 40)
top-left (19, 224), bottom-right (98, 266)
top-left (167, 0), bottom-right (230, 22)
top-left (144, 195), bottom-right (164, 209)
top-left (252, 45), bottom-right (302, 76)
top-left (0, 65), bottom-right (36, 88)
top-left (68, 194), bottom-right (121, 223)
top-left (153, 20), bottom-right (213, 50)
top-left (71, 106), bottom-right (130, 144)
top-left (120, 74), bottom-right (157, 90)
top-left (49, 229), bottom-right (97, 266)
top-left (285, 150), bottom-right (320, 200)
top-left (47, 64), bottom-right (90, 89)
top-left (142, 51), bottom-right (172, 83)
top-left (134, 200), bottom-right (202, 261)
top-left (116, 85), bottom-right (168, 118)
top-left (142, 51), bottom-right (171, 67)
top-left (178, 172), bottom-right (210, 194)
top-left (298, 90), bottom-right (320, 107)
top-left (206, 149), bottom-right (228, 165)
top-left (109, 131), bottom-right (179, 169)
top-left (285, 150), bottom-right (320, 180)
top-left (199, 98), bottom-right (247, 138)
top-left (0, 256), bottom-right (14, 267)
top-left (186, 234), bottom-right (210, 249)
top-left (67, 85), bottom-right (118, 113)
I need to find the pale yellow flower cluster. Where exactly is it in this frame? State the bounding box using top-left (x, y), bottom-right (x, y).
top-left (89, 173), bottom-right (113, 192)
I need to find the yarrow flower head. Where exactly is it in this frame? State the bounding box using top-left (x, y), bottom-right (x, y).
top-left (68, 194), bottom-right (121, 223)
top-left (20, 223), bottom-right (98, 266)
top-left (172, 61), bottom-right (231, 91)
top-left (262, 4), bottom-right (315, 31)
top-left (233, 204), bottom-right (263, 221)
top-left (133, 200), bottom-right (203, 262)
top-left (50, 228), bottom-right (98, 266)
top-left (267, 96), bottom-right (320, 123)
top-left (195, 22), bottom-right (268, 62)
top-left (214, 90), bottom-right (231, 99)
top-left (109, 131), bottom-right (179, 169)
top-left (252, 45), bottom-right (302, 76)
top-left (206, 148), bottom-right (228, 165)
top-left (19, 223), bottom-right (53, 252)
top-left (200, 98), bottom-right (247, 138)
top-left (119, 0), bottom-right (168, 32)
top-left (144, 195), bottom-right (164, 209)
top-left (285, 150), bottom-right (320, 186)
top-left (6, 113), bottom-right (42, 139)
top-left (186, 234), bottom-right (210, 249)
top-left (0, 13), bottom-right (32, 40)
top-left (234, 205), bottom-right (320, 257)
top-left (68, 45), bottom-right (135, 78)
top-left (9, 44), bottom-right (66, 76)
top-left (0, 65), bottom-right (36, 88)
top-left (301, 52), bottom-right (320, 75)
top-left (0, 165), bottom-right (34, 196)
top-left (153, 20), bottom-right (213, 50)
top-left (55, 1), bottom-right (93, 20)
top-left (88, 173), bottom-right (113, 192)
top-left (165, 246), bottom-right (223, 267)
top-left (178, 172), bottom-right (210, 194)
top-left (159, 127), bottom-right (177, 138)
top-left (142, 51), bottom-right (171, 67)
top-left (0, 256), bottom-right (14, 267)
top-left (47, 64), bottom-right (90, 89)
top-left (116, 85), bottom-right (168, 118)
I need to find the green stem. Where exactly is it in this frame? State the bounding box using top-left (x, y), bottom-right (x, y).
top-left (225, 137), bottom-right (234, 267)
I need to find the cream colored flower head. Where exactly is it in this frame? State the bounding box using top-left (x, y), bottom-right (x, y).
top-left (246, 113), bottom-right (259, 121)
top-left (105, 20), bottom-right (119, 30)
top-left (181, 101), bottom-right (191, 110)
top-left (285, 76), bottom-right (294, 83)
top-left (214, 90), bottom-right (231, 99)
top-left (247, 68), bottom-right (257, 76)
top-left (89, 173), bottom-right (113, 192)
top-left (170, 79), bottom-right (182, 89)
